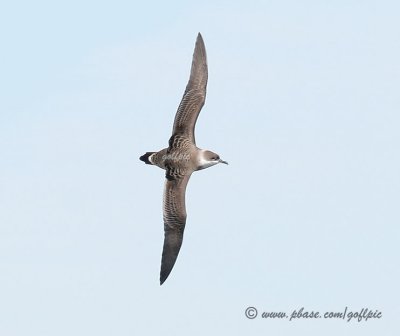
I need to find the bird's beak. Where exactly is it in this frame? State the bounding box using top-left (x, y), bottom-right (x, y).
top-left (219, 159), bottom-right (228, 165)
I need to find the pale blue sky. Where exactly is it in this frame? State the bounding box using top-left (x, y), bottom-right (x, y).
top-left (1, 1), bottom-right (399, 335)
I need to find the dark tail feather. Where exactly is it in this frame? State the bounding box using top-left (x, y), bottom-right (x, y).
top-left (140, 152), bottom-right (156, 165)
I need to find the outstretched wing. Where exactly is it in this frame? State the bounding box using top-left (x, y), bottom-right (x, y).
top-left (172, 33), bottom-right (208, 144)
top-left (160, 174), bottom-right (191, 284)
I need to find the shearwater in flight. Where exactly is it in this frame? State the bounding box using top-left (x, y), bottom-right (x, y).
top-left (140, 33), bottom-right (227, 285)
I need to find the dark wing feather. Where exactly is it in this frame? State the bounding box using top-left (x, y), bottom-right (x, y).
top-left (160, 174), bottom-right (191, 284)
top-left (172, 33), bottom-right (208, 144)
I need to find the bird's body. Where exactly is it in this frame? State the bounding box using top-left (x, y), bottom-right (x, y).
top-left (140, 33), bottom-right (227, 285)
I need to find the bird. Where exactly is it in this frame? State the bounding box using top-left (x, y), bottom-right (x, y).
top-left (140, 33), bottom-right (228, 285)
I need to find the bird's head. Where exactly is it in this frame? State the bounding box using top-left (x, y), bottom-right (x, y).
top-left (197, 150), bottom-right (228, 170)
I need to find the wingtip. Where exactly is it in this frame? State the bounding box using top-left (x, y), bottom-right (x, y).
top-left (159, 260), bottom-right (172, 286)
top-left (159, 226), bottom-right (185, 286)
top-left (160, 272), bottom-right (169, 285)
top-left (160, 259), bottom-right (175, 285)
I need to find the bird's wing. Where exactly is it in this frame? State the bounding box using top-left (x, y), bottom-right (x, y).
top-left (160, 174), bottom-right (191, 284)
top-left (172, 33), bottom-right (208, 145)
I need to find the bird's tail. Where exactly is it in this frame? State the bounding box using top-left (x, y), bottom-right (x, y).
top-left (140, 152), bottom-right (156, 165)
